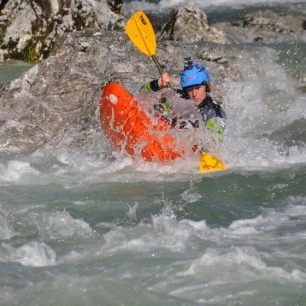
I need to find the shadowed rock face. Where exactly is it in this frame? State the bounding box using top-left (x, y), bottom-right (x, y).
top-left (106, 0), bottom-right (122, 14)
top-left (0, 0), bottom-right (124, 61)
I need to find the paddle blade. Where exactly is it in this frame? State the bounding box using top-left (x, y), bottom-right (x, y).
top-left (199, 151), bottom-right (226, 172)
top-left (125, 11), bottom-right (157, 56)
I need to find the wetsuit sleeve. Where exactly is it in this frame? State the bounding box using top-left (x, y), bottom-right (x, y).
top-left (142, 79), bottom-right (160, 92)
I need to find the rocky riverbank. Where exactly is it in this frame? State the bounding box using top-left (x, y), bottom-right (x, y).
top-left (0, 1), bottom-right (305, 156)
top-left (0, 0), bottom-right (123, 61)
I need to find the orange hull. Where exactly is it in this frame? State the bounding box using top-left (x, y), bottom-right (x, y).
top-left (100, 83), bottom-right (185, 162)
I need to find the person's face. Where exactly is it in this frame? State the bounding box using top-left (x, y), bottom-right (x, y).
top-left (186, 85), bottom-right (207, 105)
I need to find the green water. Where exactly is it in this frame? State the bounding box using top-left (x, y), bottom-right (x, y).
top-left (0, 61), bottom-right (34, 85)
top-left (0, 163), bottom-right (306, 306)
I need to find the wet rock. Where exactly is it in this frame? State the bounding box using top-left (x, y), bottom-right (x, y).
top-left (197, 47), bottom-right (241, 82)
top-left (242, 10), bottom-right (303, 33)
top-left (216, 9), bottom-right (306, 43)
top-left (158, 6), bottom-right (230, 44)
top-left (298, 76), bottom-right (306, 93)
top-left (0, 30), bottom-right (111, 155)
top-left (0, 0), bottom-right (124, 61)
top-left (106, 0), bottom-right (123, 14)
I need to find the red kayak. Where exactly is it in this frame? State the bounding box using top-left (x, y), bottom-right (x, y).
top-left (100, 82), bottom-right (185, 162)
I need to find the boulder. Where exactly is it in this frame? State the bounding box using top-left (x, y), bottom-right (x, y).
top-left (0, 0), bottom-right (124, 61)
top-left (218, 9), bottom-right (306, 42)
top-left (158, 6), bottom-right (230, 44)
top-left (0, 30), bottom-right (121, 155)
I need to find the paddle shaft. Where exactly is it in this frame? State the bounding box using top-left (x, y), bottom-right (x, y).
top-left (152, 55), bottom-right (163, 76)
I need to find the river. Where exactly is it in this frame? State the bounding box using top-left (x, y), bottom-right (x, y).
top-left (0, 1), bottom-right (306, 305)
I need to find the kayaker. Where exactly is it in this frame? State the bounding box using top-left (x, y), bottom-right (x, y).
top-left (142, 60), bottom-right (226, 142)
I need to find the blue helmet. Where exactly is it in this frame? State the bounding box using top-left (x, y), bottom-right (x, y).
top-left (180, 64), bottom-right (211, 89)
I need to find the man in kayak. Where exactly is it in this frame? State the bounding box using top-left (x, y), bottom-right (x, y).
top-left (142, 60), bottom-right (226, 142)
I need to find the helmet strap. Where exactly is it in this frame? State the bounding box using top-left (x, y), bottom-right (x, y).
top-left (206, 83), bottom-right (211, 92)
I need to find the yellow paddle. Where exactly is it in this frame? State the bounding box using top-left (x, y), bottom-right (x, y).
top-left (199, 151), bottom-right (226, 172)
top-left (125, 11), bottom-right (164, 75)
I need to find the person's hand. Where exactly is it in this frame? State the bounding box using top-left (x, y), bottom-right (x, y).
top-left (158, 73), bottom-right (171, 88)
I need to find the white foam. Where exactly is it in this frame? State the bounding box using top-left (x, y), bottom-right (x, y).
top-left (97, 197), bottom-right (306, 259)
top-left (223, 47), bottom-right (306, 170)
top-left (179, 246), bottom-right (306, 282)
top-left (181, 181), bottom-right (202, 203)
top-left (38, 211), bottom-right (93, 239)
top-left (101, 214), bottom-right (200, 256)
top-left (169, 0), bottom-right (303, 8)
top-left (228, 197), bottom-right (306, 236)
top-left (0, 160), bottom-right (39, 183)
top-left (98, 210), bottom-right (224, 260)
top-left (228, 214), bottom-right (285, 235)
top-left (124, 0), bottom-right (304, 13)
top-left (16, 241), bottom-right (56, 267)
top-left (0, 205), bottom-right (14, 240)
